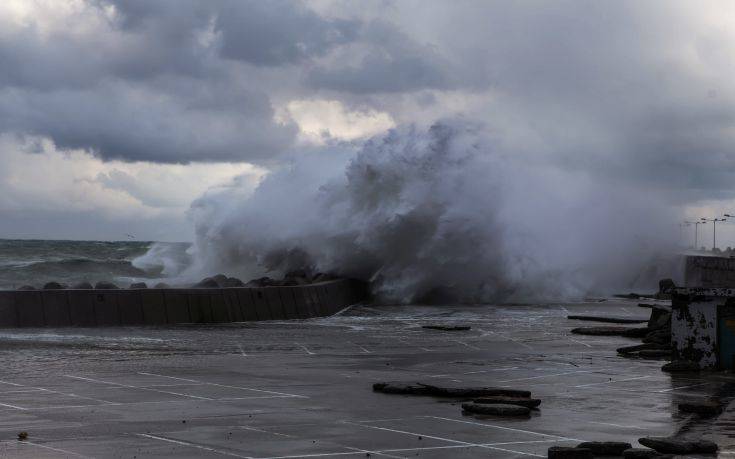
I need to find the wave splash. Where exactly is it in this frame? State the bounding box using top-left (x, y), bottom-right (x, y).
top-left (176, 120), bottom-right (677, 303)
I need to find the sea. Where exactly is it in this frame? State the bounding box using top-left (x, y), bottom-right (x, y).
top-left (0, 239), bottom-right (192, 290)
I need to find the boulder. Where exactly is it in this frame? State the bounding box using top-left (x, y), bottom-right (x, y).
top-left (658, 278), bottom-right (676, 294)
top-left (576, 441), bottom-right (632, 456)
top-left (422, 325), bottom-right (471, 331)
top-left (617, 343), bottom-right (670, 355)
top-left (71, 282), bottom-right (93, 289)
top-left (648, 309), bottom-right (671, 329)
top-left (548, 447), bottom-right (593, 459)
top-left (571, 326), bottom-right (647, 336)
top-left (461, 402), bottom-right (530, 416)
top-left (313, 272), bottom-right (338, 283)
top-left (211, 274), bottom-right (227, 285)
top-left (372, 382), bottom-right (531, 398)
top-left (129, 282), bottom-right (148, 289)
top-left (638, 349), bottom-right (672, 359)
top-left (194, 277), bottom-right (219, 288)
top-left (473, 396), bottom-right (541, 408)
top-left (567, 315), bottom-right (647, 324)
top-left (246, 277), bottom-right (277, 287)
top-left (621, 327), bottom-right (652, 338)
top-left (17, 285), bottom-right (35, 290)
top-left (223, 277), bottom-right (245, 287)
top-left (662, 360), bottom-right (700, 373)
top-left (678, 401), bottom-right (722, 417)
top-left (638, 437), bottom-right (717, 454)
top-left (642, 329), bottom-right (670, 345)
top-left (622, 448), bottom-right (673, 458)
top-left (95, 281), bottom-right (118, 289)
top-left (372, 382), bottom-right (432, 395)
top-left (285, 270), bottom-right (311, 284)
top-left (153, 282), bottom-right (170, 289)
top-left (415, 383), bottom-right (531, 398)
top-left (42, 282), bottom-right (66, 290)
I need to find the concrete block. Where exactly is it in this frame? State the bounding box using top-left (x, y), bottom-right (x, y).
top-left (117, 291), bottom-right (144, 325)
top-left (68, 291), bottom-right (97, 326)
top-left (319, 284), bottom-right (338, 315)
top-left (290, 288), bottom-right (313, 318)
top-left (264, 287), bottom-right (300, 320)
top-left (188, 292), bottom-right (213, 324)
top-left (223, 289), bottom-right (244, 322)
top-left (41, 290), bottom-right (71, 327)
top-left (266, 288), bottom-right (289, 320)
top-left (163, 291), bottom-right (191, 324)
top-left (236, 289), bottom-right (259, 321)
top-left (140, 290), bottom-right (167, 325)
top-left (16, 291), bottom-right (45, 327)
top-left (0, 292), bottom-right (18, 327)
top-left (250, 288), bottom-right (272, 320)
top-left (209, 292), bottom-right (231, 323)
top-left (305, 286), bottom-right (326, 317)
top-left (93, 291), bottom-right (121, 326)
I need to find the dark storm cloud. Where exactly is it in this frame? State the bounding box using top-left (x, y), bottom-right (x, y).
top-left (0, 0), bottom-right (451, 163)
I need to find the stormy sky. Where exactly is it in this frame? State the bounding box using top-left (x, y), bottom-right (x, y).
top-left (2, 0), bottom-right (735, 245)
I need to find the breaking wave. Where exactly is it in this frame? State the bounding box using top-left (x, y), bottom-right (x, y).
top-left (166, 120), bottom-right (678, 303)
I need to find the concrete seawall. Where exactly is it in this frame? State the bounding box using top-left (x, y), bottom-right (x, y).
top-left (0, 279), bottom-right (369, 327)
top-left (685, 255), bottom-right (735, 287)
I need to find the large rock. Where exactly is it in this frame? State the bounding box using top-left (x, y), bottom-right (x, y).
top-left (194, 277), bottom-right (219, 288)
top-left (662, 360), bottom-right (700, 373)
top-left (473, 396), bottom-right (541, 408)
top-left (95, 281), bottom-right (118, 289)
top-left (372, 382), bottom-right (432, 395)
top-left (421, 325), bottom-right (471, 331)
top-left (71, 282), bottom-right (93, 289)
top-left (17, 285), bottom-right (35, 290)
top-left (638, 437), bottom-right (718, 454)
top-left (129, 282), bottom-right (148, 289)
top-left (42, 282), bottom-right (66, 290)
top-left (246, 277), bottom-right (278, 287)
top-left (285, 270), bottom-right (311, 285)
top-left (576, 441), bottom-right (632, 456)
top-left (212, 274), bottom-right (228, 286)
top-left (638, 349), bottom-right (672, 359)
top-left (658, 278), bottom-right (676, 294)
top-left (571, 326), bottom-right (647, 337)
top-left (223, 277), bottom-right (245, 287)
top-left (548, 446), bottom-right (593, 459)
top-left (153, 282), bottom-right (171, 289)
top-left (617, 343), bottom-right (670, 355)
top-left (461, 402), bottom-right (530, 416)
top-left (648, 309), bottom-right (671, 329)
top-left (372, 382), bottom-right (531, 398)
top-left (678, 401), bottom-right (722, 417)
top-left (622, 448), bottom-right (673, 458)
top-left (567, 315), bottom-right (647, 324)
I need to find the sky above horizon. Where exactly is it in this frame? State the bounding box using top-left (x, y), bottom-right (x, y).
top-left (3, 1), bottom-right (735, 246)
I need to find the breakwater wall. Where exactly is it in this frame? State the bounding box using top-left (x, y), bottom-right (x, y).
top-left (0, 279), bottom-right (369, 327)
top-left (684, 255), bottom-right (735, 287)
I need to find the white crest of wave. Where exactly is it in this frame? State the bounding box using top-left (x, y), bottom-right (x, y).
top-left (166, 119), bottom-right (677, 302)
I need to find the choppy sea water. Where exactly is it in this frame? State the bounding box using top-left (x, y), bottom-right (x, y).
top-left (0, 239), bottom-right (191, 290)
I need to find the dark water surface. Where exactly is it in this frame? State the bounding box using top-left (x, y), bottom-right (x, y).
top-left (0, 239), bottom-right (190, 289)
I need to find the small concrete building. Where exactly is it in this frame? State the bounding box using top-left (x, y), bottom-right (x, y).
top-left (672, 287), bottom-right (735, 369)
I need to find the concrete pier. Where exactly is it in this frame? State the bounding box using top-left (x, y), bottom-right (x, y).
top-left (0, 279), bottom-right (368, 327)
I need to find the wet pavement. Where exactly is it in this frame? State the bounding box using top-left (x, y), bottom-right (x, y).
top-left (0, 299), bottom-right (730, 458)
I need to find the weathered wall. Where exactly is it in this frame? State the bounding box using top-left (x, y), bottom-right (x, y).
top-left (685, 256), bottom-right (735, 287)
top-left (0, 279), bottom-right (369, 328)
top-left (672, 289), bottom-right (721, 368)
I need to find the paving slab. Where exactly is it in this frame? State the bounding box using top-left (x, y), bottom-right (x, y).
top-left (0, 300), bottom-right (728, 457)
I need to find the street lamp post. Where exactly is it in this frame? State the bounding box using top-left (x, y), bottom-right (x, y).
top-left (685, 221), bottom-right (704, 249)
top-left (701, 217), bottom-right (727, 251)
